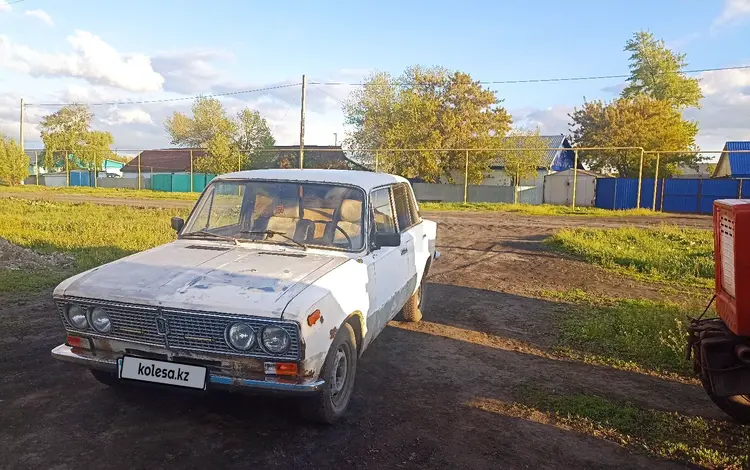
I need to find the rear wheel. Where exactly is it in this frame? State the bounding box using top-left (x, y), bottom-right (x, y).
top-left (400, 274), bottom-right (426, 323)
top-left (699, 373), bottom-right (750, 424)
top-left (299, 323), bottom-right (358, 424)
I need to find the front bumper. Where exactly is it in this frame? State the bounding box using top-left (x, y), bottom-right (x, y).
top-left (51, 344), bottom-right (325, 394)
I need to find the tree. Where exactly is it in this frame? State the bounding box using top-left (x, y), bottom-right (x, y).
top-left (498, 128), bottom-right (549, 203)
top-left (164, 97), bottom-right (275, 174)
top-left (0, 135), bottom-right (29, 186)
top-left (569, 95), bottom-right (698, 177)
top-left (621, 31), bottom-right (703, 110)
top-left (343, 66), bottom-right (512, 183)
top-left (39, 104), bottom-right (116, 171)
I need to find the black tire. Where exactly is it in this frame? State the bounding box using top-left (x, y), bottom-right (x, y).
top-left (89, 369), bottom-right (123, 387)
top-left (400, 283), bottom-right (423, 323)
top-left (299, 323), bottom-right (358, 424)
top-left (700, 374), bottom-right (750, 424)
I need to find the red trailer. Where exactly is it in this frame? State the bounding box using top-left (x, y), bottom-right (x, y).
top-left (688, 199), bottom-right (750, 423)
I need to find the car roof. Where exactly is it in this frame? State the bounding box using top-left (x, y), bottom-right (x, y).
top-left (214, 169), bottom-right (409, 191)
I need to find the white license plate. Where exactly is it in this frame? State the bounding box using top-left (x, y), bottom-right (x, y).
top-left (118, 356), bottom-right (207, 390)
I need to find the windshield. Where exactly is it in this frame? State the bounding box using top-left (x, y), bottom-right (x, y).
top-left (182, 180), bottom-right (366, 251)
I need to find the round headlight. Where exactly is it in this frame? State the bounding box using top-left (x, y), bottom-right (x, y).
top-left (226, 323), bottom-right (255, 351)
top-left (90, 307), bottom-right (112, 333)
top-left (66, 304), bottom-right (88, 329)
top-left (262, 326), bottom-right (291, 354)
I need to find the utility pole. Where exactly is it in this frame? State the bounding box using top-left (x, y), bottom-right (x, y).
top-left (19, 98), bottom-right (24, 151)
top-left (299, 74), bottom-right (307, 169)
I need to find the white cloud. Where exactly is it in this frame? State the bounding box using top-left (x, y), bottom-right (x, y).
top-left (151, 49), bottom-right (233, 94)
top-left (686, 66), bottom-right (750, 151)
top-left (0, 1), bottom-right (12, 13)
top-left (699, 67), bottom-right (750, 96)
top-left (102, 107), bottom-right (153, 126)
top-left (0, 30), bottom-right (164, 92)
top-left (25, 9), bottom-right (53, 26)
top-left (511, 105), bottom-right (572, 135)
top-left (714, 0), bottom-right (750, 26)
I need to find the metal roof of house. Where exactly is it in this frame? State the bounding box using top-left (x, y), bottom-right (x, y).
top-left (492, 135), bottom-right (572, 168)
top-left (121, 149), bottom-right (206, 173)
top-left (724, 141), bottom-right (750, 177)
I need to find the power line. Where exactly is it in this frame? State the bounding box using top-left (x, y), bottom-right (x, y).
top-left (26, 83), bottom-right (302, 107)
top-left (308, 64), bottom-right (750, 86)
top-left (312, 84), bottom-right (345, 104)
top-left (2, 0), bottom-right (27, 6)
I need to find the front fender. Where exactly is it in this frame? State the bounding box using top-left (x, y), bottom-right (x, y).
top-left (283, 258), bottom-right (372, 380)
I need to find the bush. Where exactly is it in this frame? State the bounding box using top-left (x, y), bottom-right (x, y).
top-left (0, 136), bottom-right (30, 186)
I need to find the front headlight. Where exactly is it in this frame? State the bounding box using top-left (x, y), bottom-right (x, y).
top-left (89, 307), bottom-right (112, 333)
top-left (262, 326), bottom-right (290, 354)
top-left (66, 304), bottom-right (88, 329)
top-left (226, 323), bottom-right (256, 351)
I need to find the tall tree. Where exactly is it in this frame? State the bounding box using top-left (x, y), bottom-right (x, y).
top-left (343, 66), bottom-right (512, 183)
top-left (39, 104), bottom-right (116, 171)
top-left (498, 128), bottom-right (549, 203)
top-left (621, 31), bottom-right (703, 109)
top-left (0, 135), bottom-right (29, 186)
top-left (165, 97), bottom-right (275, 174)
top-left (569, 95), bottom-right (698, 177)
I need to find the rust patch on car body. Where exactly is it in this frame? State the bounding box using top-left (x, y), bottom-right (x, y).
top-left (329, 326), bottom-right (338, 340)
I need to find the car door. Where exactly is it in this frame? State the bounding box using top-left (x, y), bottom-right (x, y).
top-left (391, 183), bottom-right (421, 298)
top-left (364, 186), bottom-right (409, 342)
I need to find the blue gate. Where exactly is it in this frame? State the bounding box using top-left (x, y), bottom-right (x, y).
top-left (596, 177), bottom-right (743, 214)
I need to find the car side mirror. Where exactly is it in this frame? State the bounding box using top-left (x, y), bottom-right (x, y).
top-left (171, 217), bottom-right (184, 232)
top-left (373, 232), bottom-right (400, 249)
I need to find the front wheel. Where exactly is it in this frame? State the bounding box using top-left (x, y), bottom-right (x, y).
top-left (700, 374), bottom-right (750, 424)
top-left (299, 323), bottom-right (358, 424)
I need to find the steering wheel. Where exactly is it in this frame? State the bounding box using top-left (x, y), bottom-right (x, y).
top-left (335, 225), bottom-right (353, 249)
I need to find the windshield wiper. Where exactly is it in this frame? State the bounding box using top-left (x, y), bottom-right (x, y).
top-left (240, 230), bottom-right (307, 250)
top-left (181, 229), bottom-right (239, 245)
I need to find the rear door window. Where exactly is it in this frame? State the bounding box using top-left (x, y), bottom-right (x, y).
top-left (392, 183), bottom-right (413, 232)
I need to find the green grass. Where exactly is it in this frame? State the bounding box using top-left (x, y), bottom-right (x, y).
top-left (542, 289), bottom-right (708, 377)
top-left (548, 225), bottom-right (714, 287)
top-left (0, 198), bottom-right (189, 292)
top-left (420, 202), bottom-right (661, 217)
top-left (509, 390), bottom-right (749, 469)
top-left (0, 185), bottom-right (200, 201)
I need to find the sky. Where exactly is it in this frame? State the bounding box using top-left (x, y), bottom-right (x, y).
top-left (1, 0), bottom-right (750, 156)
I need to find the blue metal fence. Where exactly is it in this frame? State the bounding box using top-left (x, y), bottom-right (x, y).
top-left (596, 178), bottom-right (745, 214)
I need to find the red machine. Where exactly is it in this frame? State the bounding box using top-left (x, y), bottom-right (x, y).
top-left (714, 200), bottom-right (750, 336)
top-left (688, 199), bottom-right (750, 423)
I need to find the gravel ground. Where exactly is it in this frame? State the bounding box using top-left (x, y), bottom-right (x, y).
top-left (0, 211), bottom-right (717, 469)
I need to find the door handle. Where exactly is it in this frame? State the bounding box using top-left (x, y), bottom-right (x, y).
top-left (422, 234), bottom-right (427, 239)
top-left (400, 248), bottom-right (408, 256)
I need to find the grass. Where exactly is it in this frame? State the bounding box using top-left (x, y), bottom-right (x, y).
top-left (548, 225), bottom-right (714, 287)
top-left (420, 202), bottom-right (661, 217)
top-left (0, 198), bottom-right (189, 292)
top-left (0, 184), bottom-right (200, 201)
top-left (542, 289), bottom-right (709, 377)
top-left (481, 390), bottom-right (749, 469)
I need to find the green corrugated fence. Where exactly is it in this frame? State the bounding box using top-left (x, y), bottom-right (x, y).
top-left (151, 173), bottom-right (216, 192)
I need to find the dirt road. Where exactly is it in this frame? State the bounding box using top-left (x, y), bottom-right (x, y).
top-left (0, 211), bottom-right (716, 469)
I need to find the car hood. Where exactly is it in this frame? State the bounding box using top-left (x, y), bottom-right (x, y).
top-left (56, 240), bottom-right (347, 318)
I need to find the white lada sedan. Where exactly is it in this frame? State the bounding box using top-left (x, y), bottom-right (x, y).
top-left (51, 169), bottom-right (439, 423)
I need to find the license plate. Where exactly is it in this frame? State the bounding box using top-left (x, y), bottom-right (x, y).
top-left (118, 356), bottom-right (207, 390)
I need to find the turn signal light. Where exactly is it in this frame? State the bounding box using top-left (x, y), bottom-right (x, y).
top-left (66, 335), bottom-right (91, 349)
top-left (264, 362), bottom-right (299, 376)
top-left (307, 309), bottom-right (322, 326)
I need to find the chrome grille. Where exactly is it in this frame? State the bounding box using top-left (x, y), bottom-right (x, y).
top-left (56, 298), bottom-right (300, 360)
